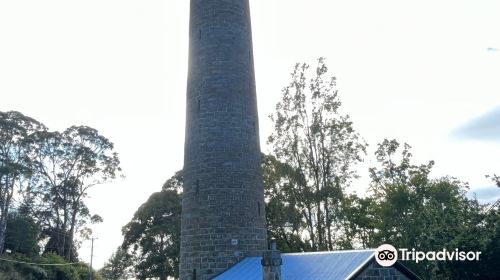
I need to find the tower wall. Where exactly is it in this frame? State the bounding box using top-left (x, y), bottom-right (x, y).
top-left (180, 0), bottom-right (267, 279)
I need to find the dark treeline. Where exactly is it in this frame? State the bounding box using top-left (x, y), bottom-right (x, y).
top-left (0, 111), bottom-right (121, 280)
top-left (101, 59), bottom-right (499, 280)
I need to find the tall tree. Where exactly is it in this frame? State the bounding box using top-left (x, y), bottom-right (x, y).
top-left (0, 111), bottom-right (45, 254)
top-left (267, 58), bottom-right (366, 250)
top-left (30, 126), bottom-right (120, 260)
top-left (121, 172), bottom-right (182, 280)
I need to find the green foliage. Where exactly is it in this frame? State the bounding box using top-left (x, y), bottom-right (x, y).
top-left (0, 111), bottom-right (46, 253)
top-left (267, 58), bottom-right (367, 250)
top-left (100, 172), bottom-right (183, 280)
top-left (0, 253), bottom-right (48, 280)
top-left (264, 136), bottom-right (499, 279)
top-left (4, 212), bottom-right (40, 256)
top-left (99, 247), bottom-right (133, 280)
top-left (368, 139), bottom-right (499, 279)
top-left (162, 170), bottom-right (183, 193)
top-left (0, 252), bottom-right (101, 280)
top-left (29, 125), bottom-right (121, 260)
top-left (0, 110), bottom-right (120, 278)
top-left (263, 154), bottom-right (310, 252)
top-left (121, 172), bottom-right (182, 280)
top-left (262, 154), bottom-right (377, 251)
top-left (334, 194), bottom-right (376, 249)
top-left (262, 59), bottom-right (499, 278)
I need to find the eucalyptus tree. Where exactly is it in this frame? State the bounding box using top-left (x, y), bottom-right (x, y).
top-left (31, 126), bottom-right (120, 260)
top-left (0, 111), bottom-right (46, 253)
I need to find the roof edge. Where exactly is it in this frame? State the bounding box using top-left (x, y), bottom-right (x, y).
top-left (344, 252), bottom-right (376, 280)
top-left (283, 249), bottom-right (375, 256)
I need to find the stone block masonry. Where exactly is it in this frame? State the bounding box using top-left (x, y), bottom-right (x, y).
top-left (180, 0), bottom-right (267, 279)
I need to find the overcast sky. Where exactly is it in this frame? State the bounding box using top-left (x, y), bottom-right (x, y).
top-left (1, 0), bottom-right (499, 269)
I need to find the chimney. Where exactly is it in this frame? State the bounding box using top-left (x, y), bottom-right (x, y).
top-left (261, 240), bottom-right (282, 280)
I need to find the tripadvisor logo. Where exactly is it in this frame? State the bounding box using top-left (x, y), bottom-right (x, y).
top-left (374, 244), bottom-right (481, 267)
top-left (375, 244), bottom-right (398, 266)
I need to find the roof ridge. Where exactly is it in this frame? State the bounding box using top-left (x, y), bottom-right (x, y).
top-left (282, 249), bottom-right (375, 256)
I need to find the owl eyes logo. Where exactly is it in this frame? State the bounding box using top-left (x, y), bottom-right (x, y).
top-left (378, 249), bottom-right (396, 260)
top-left (375, 244), bottom-right (398, 267)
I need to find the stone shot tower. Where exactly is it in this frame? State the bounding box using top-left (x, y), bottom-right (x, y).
top-left (180, 0), bottom-right (267, 279)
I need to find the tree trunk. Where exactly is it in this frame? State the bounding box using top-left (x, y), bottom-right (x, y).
top-left (316, 199), bottom-right (323, 249)
top-left (325, 199), bottom-right (333, 250)
top-left (303, 206), bottom-right (316, 249)
top-left (0, 178), bottom-right (14, 254)
top-left (0, 210), bottom-right (8, 254)
top-left (66, 221), bottom-right (76, 260)
top-left (67, 199), bottom-right (79, 261)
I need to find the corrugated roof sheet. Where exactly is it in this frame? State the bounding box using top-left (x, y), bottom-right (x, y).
top-left (214, 250), bottom-right (375, 280)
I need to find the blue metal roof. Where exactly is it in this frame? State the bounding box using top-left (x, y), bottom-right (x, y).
top-left (214, 250), bottom-right (375, 280)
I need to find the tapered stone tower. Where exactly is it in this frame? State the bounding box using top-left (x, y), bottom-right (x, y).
top-left (180, 0), bottom-right (267, 279)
